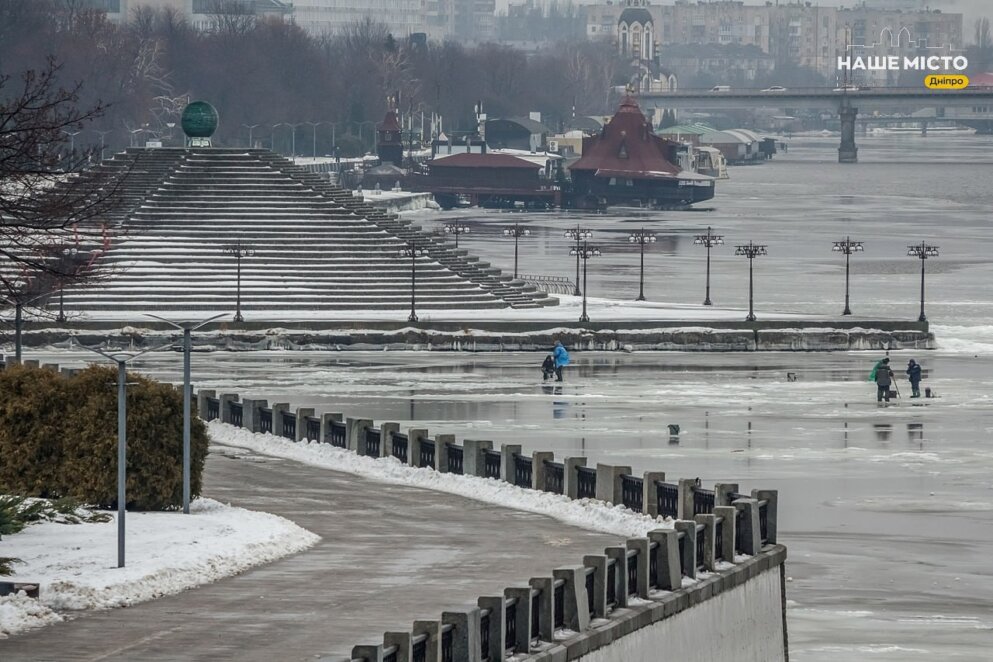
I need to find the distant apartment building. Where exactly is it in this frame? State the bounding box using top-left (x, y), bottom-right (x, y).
top-left (82, 0), bottom-right (292, 29)
top-left (585, 0), bottom-right (963, 84)
top-left (291, 0), bottom-right (423, 37)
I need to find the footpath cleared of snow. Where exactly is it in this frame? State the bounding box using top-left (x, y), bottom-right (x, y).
top-left (0, 498), bottom-right (319, 639)
top-left (208, 421), bottom-right (673, 539)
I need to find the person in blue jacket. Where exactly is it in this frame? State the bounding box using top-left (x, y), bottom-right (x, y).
top-left (906, 359), bottom-right (922, 398)
top-left (552, 340), bottom-right (570, 382)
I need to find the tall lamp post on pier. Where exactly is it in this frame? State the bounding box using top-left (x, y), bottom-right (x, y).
top-left (503, 223), bottom-right (531, 278)
top-left (735, 241), bottom-right (767, 322)
top-left (398, 241), bottom-right (426, 322)
top-left (564, 226), bottom-right (593, 296)
top-left (693, 227), bottom-right (724, 306)
top-left (223, 241), bottom-right (255, 322)
top-left (628, 228), bottom-right (656, 301)
top-left (444, 222), bottom-right (470, 248)
top-left (570, 242), bottom-right (602, 323)
top-left (907, 241), bottom-right (938, 322)
top-left (832, 237), bottom-right (863, 316)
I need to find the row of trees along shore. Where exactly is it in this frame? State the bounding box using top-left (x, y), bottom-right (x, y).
top-left (0, 0), bottom-right (622, 158)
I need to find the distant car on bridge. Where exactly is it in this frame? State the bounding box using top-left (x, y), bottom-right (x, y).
top-left (711, 85), bottom-right (731, 92)
top-left (762, 86), bottom-right (788, 92)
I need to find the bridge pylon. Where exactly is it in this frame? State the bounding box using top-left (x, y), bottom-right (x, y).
top-left (838, 105), bottom-right (859, 164)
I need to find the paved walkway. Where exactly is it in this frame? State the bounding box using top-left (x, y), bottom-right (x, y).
top-left (0, 444), bottom-right (619, 661)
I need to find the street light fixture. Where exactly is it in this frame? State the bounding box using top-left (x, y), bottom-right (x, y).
top-left (628, 228), bottom-right (657, 301)
top-left (398, 241), bottom-right (426, 322)
top-left (56, 245), bottom-right (79, 322)
top-left (693, 226), bottom-right (724, 306)
top-left (1, 290), bottom-right (58, 363)
top-left (502, 223), bottom-right (531, 279)
top-left (61, 129), bottom-right (81, 158)
top-left (75, 341), bottom-right (171, 568)
top-left (93, 129), bottom-right (113, 161)
top-left (223, 241), bottom-right (255, 322)
top-left (145, 313), bottom-right (227, 514)
top-left (734, 241), bottom-right (768, 322)
top-left (564, 226), bottom-right (593, 296)
top-left (832, 236), bottom-right (864, 315)
top-left (444, 222), bottom-right (470, 248)
top-left (304, 121), bottom-right (329, 160)
top-left (907, 241), bottom-right (939, 322)
top-left (242, 123), bottom-right (260, 149)
top-left (570, 242), bottom-right (602, 323)
top-left (273, 123), bottom-right (301, 157)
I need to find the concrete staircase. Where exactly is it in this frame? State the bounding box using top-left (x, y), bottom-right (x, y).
top-left (257, 152), bottom-right (557, 309)
top-left (58, 148), bottom-right (557, 317)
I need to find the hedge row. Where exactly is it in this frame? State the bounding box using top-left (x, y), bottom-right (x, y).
top-left (0, 364), bottom-right (209, 510)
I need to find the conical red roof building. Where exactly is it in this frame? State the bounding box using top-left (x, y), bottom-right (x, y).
top-left (568, 95), bottom-right (715, 209)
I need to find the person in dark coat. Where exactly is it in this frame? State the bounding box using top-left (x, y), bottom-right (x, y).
top-left (874, 357), bottom-right (894, 402)
top-left (541, 355), bottom-right (555, 381)
top-left (906, 359), bottom-right (922, 398)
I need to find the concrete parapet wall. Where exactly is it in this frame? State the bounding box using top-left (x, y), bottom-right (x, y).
top-left (14, 319), bottom-right (934, 353)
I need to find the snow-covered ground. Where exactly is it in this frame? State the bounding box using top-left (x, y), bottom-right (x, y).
top-left (208, 421), bottom-right (672, 540)
top-left (0, 498), bottom-right (318, 639)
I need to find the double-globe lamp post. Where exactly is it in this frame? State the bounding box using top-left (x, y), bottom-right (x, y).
top-left (693, 227), bottom-right (724, 306)
top-left (907, 241), bottom-right (939, 322)
top-left (503, 223), bottom-right (531, 279)
top-left (570, 242), bottom-right (602, 323)
top-left (398, 241), bottom-right (425, 322)
top-left (832, 237), bottom-right (864, 316)
top-left (444, 221), bottom-right (470, 248)
top-left (564, 226), bottom-right (593, 296)
top-left (735, 241), bottom-right (768, 322)
top-left (223, 241), bottom-right (255, 322)
top-left (628, 229), bottom-right (656, 301)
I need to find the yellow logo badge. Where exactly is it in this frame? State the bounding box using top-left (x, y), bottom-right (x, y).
top-left (925, 75), bottom-right (969, 89)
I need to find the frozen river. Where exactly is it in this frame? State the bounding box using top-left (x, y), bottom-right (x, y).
top-left (14, 133), bottom-right (993, 659)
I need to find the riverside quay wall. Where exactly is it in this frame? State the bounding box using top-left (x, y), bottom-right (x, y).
top-left (197, 388), bottom-right (789, 662)
top-left (16, 317), bottom-right (932, 352)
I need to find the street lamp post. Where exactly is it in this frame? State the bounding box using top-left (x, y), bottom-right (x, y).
top-left (444, 222), bottom-right (470, 248)
top-left (734, 241), bottom-right (768, 322)
top-left (628, 228), bottom-right (657, 301)
top-left (93, 130), bottom-right (113, 161)
top-left (502, 223), bottom-right (531, 278)
top-left (564, 226), bottom-right (593, 296)
top-left (398, 241), bottom-right (425, 322)
top-left (832, 236), bottom-right (864, 315)
top-left (2, 290), bottom-right (60, 363)
top-left (570, 241), bottom-right (602, 323)
top-left (62, 129), bottom-right (81, 159)
top-left (145, 314), bottom-right (227, 514)
top-left (56, 246), bottom-right (79, 322)
top-left (304, 121), bottom-right (328, 159)
top-left (907, 241), bottom-right (939, 322)
top-left (223, 241), bottom-right (255, 322)
top-left (75, 342), bottom-right (170, 568)
top-left (242, 123), bottom-right (260, 149)
top-left (693, 226), bottom-right (724, 306)
top-left (274, 123), bottom-right (301, 157)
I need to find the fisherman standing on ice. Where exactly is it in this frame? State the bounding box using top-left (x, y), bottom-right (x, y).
top-left (906, 359), bottom-right (923, 398)
top-left (872, 357), bottom-right (894, 403)
top-left (552, 340), bottom-right (570, 382)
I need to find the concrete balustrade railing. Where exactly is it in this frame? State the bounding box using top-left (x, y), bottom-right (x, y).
top-left (192, 389), bottom-right (782, 661)
top-left (201, 391), bottom-right (778, 553)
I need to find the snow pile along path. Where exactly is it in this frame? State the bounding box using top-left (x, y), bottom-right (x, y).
top-left (208, 421), bottom-right (673, 539)
top-left (0, 498), bottom-right (319, 638)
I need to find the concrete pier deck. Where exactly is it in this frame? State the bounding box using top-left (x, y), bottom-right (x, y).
top-left (0, 444), bottom-right (618, 661)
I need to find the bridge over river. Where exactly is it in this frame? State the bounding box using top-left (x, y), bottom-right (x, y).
top-left (639, 86), bottom-right (993, 162)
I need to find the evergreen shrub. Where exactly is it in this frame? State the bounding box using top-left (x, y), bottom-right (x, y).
top-left (0, 364), bottom-right (209, 510)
